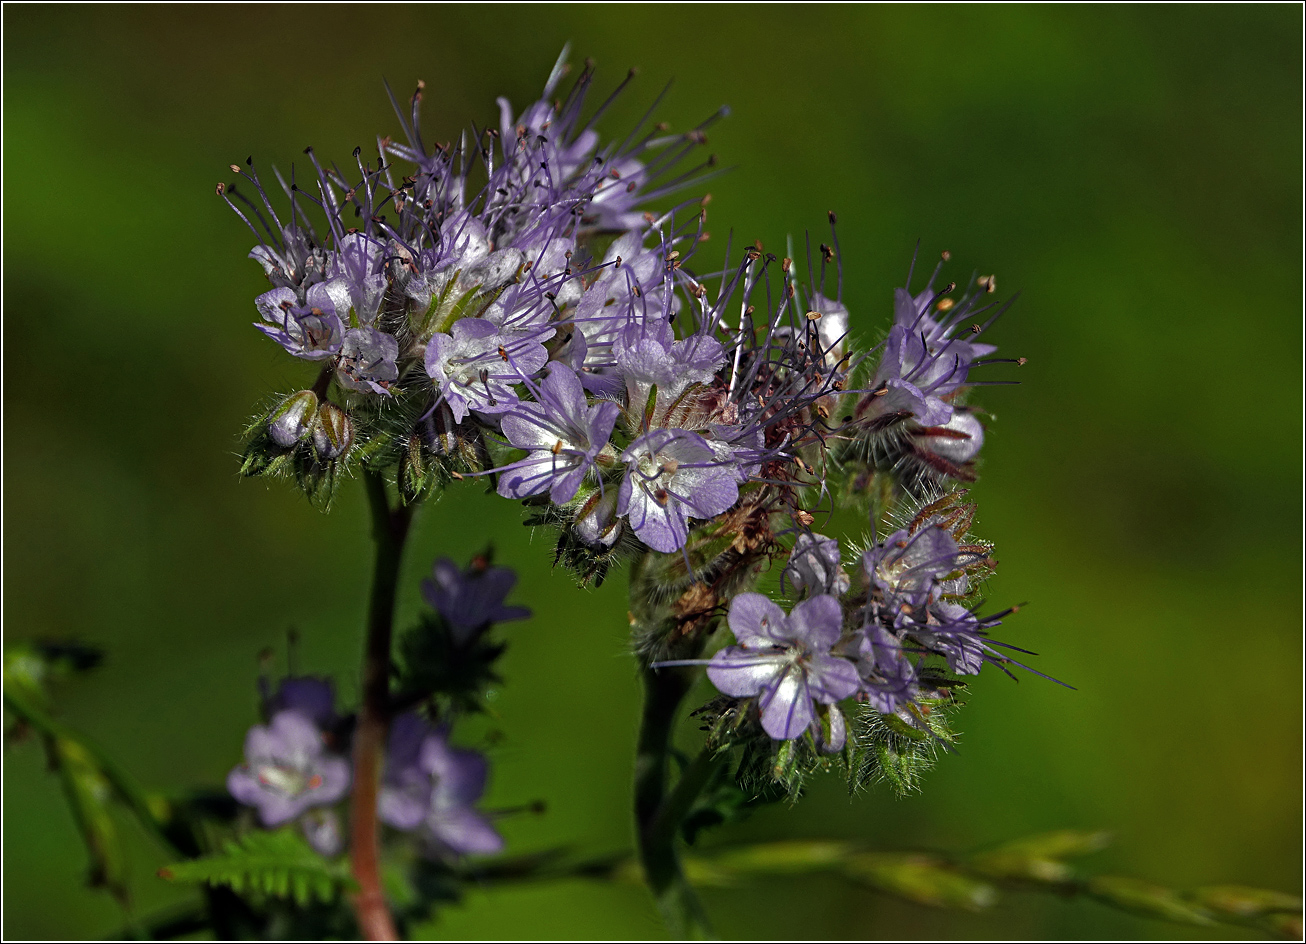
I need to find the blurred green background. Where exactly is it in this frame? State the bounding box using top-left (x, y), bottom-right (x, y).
top-left (4, 4), bottom-right (1300, 940)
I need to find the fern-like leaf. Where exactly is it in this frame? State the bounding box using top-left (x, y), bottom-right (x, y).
top-left (158, 828), bottom-right (353, 907)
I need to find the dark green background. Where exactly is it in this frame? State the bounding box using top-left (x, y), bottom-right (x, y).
top-left (4, 5), bottom-right (1300, 939)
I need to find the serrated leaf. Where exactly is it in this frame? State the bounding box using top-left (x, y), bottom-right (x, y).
top-left (159, 828), bottom-right (354, 907)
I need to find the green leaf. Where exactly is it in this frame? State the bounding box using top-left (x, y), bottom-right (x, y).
top-left (159, 828), bottom-right (354, 907)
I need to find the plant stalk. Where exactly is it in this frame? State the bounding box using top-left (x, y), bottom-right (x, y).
top-left (349, 471), bottom-right (414, 941)
top-left (634, 664), bottom-right (712, 939)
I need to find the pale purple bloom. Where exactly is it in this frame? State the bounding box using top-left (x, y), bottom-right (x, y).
top-left (424, 318), bottom-right (549, 422)
top-left (615, 316), bottom-right (725, 405)
top-left (497, 364), bottom-right (621, 504)
top-left (912, 600), bottom-right (988, 675)
top-left (248, 224), bottom-right (328, 295)
top-left (336, 327), bottom-right (399, 396)
top-left (227, 710), bottom-right (350, 827)
top-left (253, 287), bottom-right (344, 361)
top-left (265, 676), bottom-right (337, 729)
top-left (379, 713), bottom-right (504, 857)
top-left (863, 526), bottom-right (964, 612)
top-left (851, 624), bottom-right (920, 714)
top-left (329, 232), bottom-right (387, 325)
top-left (422, 557), bottom-right (530, 644)
top-left (705, 594), bottom-right (859, 741)
top-left (784, 533), bottom-right (850, 597)
top-left (617, 429), bottom-right (739, 553)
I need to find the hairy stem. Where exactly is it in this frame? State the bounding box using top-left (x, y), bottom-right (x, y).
top-left (650, 745), bottom-right (726, 848)
top-left (634, 665), bottom-right (712, 939)
top-left (349, 471), bottom-right (414, 941)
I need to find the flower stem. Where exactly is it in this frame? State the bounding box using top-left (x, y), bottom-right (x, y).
top-left (349, 470), bottom-right (414, 941)
top-left (634, 665), bottom-right (712, 939)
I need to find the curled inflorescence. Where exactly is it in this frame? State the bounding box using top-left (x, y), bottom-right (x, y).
top-left (227, 48), bottom-right (1032, 797)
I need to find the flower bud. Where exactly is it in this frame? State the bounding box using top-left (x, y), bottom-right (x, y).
top-left (267, 390), bottom-right (319, 447)
top-left (574, 489), bottom-right (622, 548)
top-left (312, 402), bottom-right (354, 460)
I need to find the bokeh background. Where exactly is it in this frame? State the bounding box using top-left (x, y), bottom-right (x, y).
top-left (4, 4), bottom-right (1301, 940)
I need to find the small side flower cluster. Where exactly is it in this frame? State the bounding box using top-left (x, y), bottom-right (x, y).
top-left (841, 253), bottom-right (1022, 497)
top-left (226, 554), bottom-right (527, 859)
top-left (670, 492), bottom-right (1040, 762)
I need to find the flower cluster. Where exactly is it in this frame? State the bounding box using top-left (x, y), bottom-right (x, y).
top-left (227, 47), bottom-right (1031, 802)
top-left (668, 492), bottom-right (1033, 754)
top-left (227, 554), bottom-right (526, 859)
top-left (228, 51), bottom-right (866, 571)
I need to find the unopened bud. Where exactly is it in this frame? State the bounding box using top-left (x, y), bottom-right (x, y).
top-left (312, 402), bottom-right (354, 460)
top-left (267, 390), bottom-right (319, 447)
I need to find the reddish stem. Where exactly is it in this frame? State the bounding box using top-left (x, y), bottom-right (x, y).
top-left (349, 471), bottom-right (414, 941)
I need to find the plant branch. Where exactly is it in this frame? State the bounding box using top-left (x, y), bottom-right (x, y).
top-left (349, 470), bottom-right (414, 941)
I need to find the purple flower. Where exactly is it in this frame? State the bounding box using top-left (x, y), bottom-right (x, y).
top-left (424, 318), bottom-right (549, 422)
top-left (784, 533), bottom-right (850, 597)
top-left (265, 676), bottom-right (337, 729)
top-left (850, 624), bottom-right (920, 714)
top-left (336, 326), bottom-right (400, 396)
top-left (329, 232), bottom-right (387, 325)
top-left (496, 364), bottom-right (621, 504)
top-left (617, 429), bottom-right (739, 553)
top-left (227, 710), bottom-right (350, 827)
top-left (705, 594), bottom-right (859, 741)
top-left (379, 713), bottom-right (504, 857)
top-left (614, 316), bottom-right (725, 406)
top-left (863, 526), bottom-right (964, 613)
top-left (247, 224), bottom-right (328, 295)
top-left (910, 600), bottom-right (988, 676)
top-left (253, 286), bottom-right (344, 361)
top-left (422, 556), bottom-right (530, 644)
top-left (861, 276), bottom-right (1004, 430)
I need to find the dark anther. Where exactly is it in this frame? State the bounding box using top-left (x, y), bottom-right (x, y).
top-left (828, 210), bottom-right (838, 224)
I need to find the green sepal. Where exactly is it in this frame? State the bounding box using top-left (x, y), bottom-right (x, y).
top-left (393, 612), bottom-right (506, 714)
